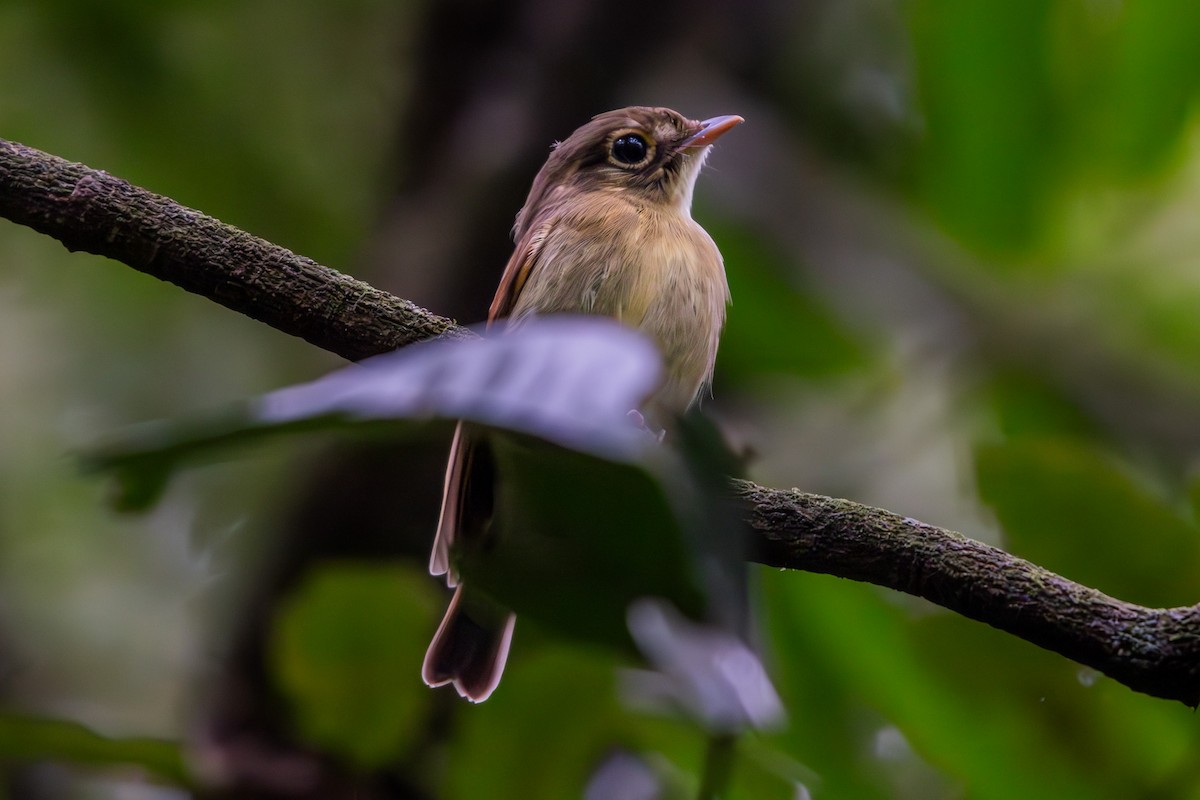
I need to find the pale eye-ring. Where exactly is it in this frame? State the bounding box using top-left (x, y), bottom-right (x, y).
top-left (611, 133), bottom-right (650, 165)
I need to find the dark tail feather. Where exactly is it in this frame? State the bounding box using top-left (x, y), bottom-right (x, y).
top-left (422, 585), bottom-right (516, 702)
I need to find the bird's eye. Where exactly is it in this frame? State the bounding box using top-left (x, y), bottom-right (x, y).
top-left (611, 133), bottom-right (649, 165)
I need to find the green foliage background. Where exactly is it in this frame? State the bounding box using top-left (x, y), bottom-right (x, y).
top-left (4, 1), bottom-right (1200, 798)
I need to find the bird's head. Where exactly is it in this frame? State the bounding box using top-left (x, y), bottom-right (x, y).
top-left (514, 106), bottom-right (743, 237)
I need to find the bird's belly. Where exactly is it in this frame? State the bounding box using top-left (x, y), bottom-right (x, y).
top-left (511, 207), bottom-right (728, 416)
top-left (634, 270), bottom-right (725, 413)
top-left (606, 224), bottom-right (727, 414)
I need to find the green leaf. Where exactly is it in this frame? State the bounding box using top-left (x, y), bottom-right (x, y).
top-left (983, 370), bottom-right (1100, 441)
top-left (89, 319), bottom-right (761, 702)
top-left (912, 611), bottom-right (1200, 795)
top-left (908, 0), bottom-right (1056, 252)
top-left (471, 436), bottom-right (708, 649)
top-left (1091, 0), bottom-right (1200, 178)
top-left (0, 712), bottom-right (187, 786)
top-left (442, 644), bottom-right (775, 800)
top-left (269, 563), bottom-right (441, 769)
top-left (711, 223), bottom-right (870, 383)
top-left (463, 414), bottom-right (764, 726)
top-left (83, 407), bottom-right (326, 511)
top-left (763, 572), bottom-right (1100, 799)
top-left (443, 646), bottom-right (629, 800)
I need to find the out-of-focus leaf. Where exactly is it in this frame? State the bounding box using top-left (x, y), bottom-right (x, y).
top-left (912, 611), bottom-right (1200, 797)
top-left (1115, 278), bottom-right (1200, 379)
top-left (269, 563), bottom-right (440, 769)
top-left (451, 412), bottom-right (777, 786)
top-left (726, 738), bottom-right (814, 800)
top-left (88, 316), bottom-right (772, 745)
top-left (908, 0), bottom-right (1056, 252)
top-left (443, 643), bottom-right (778, 800)
top-left (443, 646), bottom-right (631, 800)
top-left (468, 434), bottom-right (707, 650)
top-left (584, 750), bottom-right (670, 800)
top-left (467, 412), bottom-right (756, 670)
top-left (763, 572), bottom-right (1100, 799)
top-left (0, 711), bottom-right (187, 785)
top-left (1187, 474), bottom-right (1200, 528)
top-left (84, 318), bottom-right (663, 510)
top-left (975, 439), bottom-right (1200, 606)
top-left (740, 735), bottom-right (823, 800)
top-left (621, 599), bottom-right (784, 733)
top-left (258, 319), bottom-right (661, 462)
top-left (82, 409), bottom-right (327, 512)
top-left (712, 223), bottom-right (870, 383)
top-left (756, 577), bottom-right (891, 800)
top-left (1090, 0), bottom-right (1200, 179)
top-left (983, 370), bottom-right (1099, 441)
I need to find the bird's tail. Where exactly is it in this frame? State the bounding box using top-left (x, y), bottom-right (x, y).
top-left (422, 585), bottom-right (516, 703)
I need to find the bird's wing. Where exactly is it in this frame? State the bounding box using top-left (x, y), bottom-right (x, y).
top-left (488, 198), bottom-right (560, 324)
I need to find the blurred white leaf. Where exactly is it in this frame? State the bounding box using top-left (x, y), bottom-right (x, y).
top-left (622, 598), bottom-right (785, 733)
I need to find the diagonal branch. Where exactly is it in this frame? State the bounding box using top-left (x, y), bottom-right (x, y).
top-left (0, 139), bottom-right (469, 362)
top-left (741, 485), bottom-right (1200, 706)
top-left (3, 137), bottom-right (1199, 707)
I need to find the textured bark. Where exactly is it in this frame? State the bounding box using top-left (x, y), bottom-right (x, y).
top-left (3, 137), bottom-right (1200, 707)
top-left (740, 484), bottom-right (1200, 706)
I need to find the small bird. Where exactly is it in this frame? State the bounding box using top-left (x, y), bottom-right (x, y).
top-left (421, 106), bottom-right (743, 701)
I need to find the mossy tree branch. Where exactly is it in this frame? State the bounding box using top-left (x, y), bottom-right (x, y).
top-left (3, 138), bottom-right (1199, 707)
